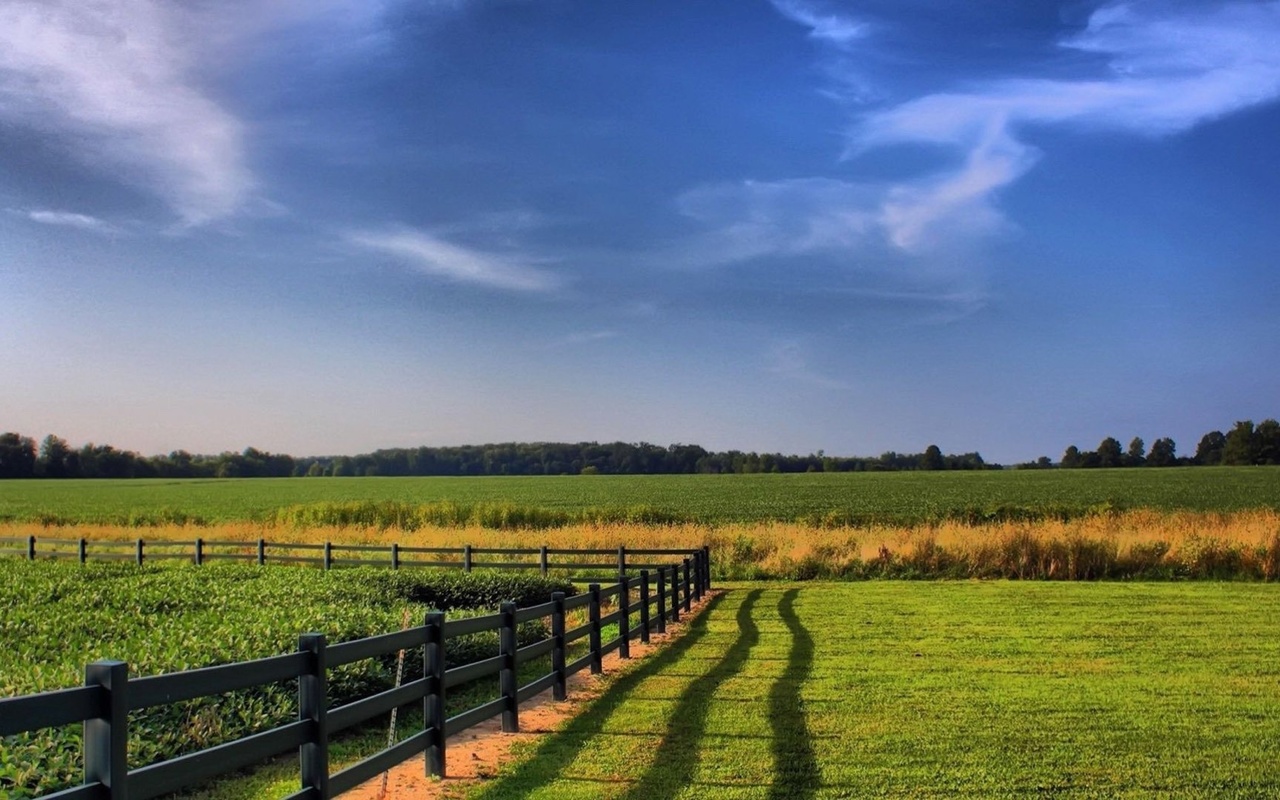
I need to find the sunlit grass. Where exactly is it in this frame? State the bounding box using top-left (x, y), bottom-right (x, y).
top-left (469, 582), bottom-right (1280, 799)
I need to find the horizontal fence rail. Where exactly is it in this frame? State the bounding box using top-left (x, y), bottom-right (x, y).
top-left (0, 537), bottom-right (711, 585)
top-left (0, 547), bottom-right (711, 800)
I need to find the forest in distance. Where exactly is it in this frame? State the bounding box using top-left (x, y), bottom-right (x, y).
top-left (0, 418), bottom-right (1276, 480)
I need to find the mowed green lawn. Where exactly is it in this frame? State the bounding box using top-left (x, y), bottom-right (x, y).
top-left (470, 583), bottom-right (1280, 799)
top-left (2, 468), bottom-right (1279, 525)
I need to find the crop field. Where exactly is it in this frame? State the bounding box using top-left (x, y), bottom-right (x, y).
top-left (1, 468), bottom-right (1279, 527)
top-left (470, 582), bottom-right (1280, 799)
top-left (0, 561), bottom-right (573, 798)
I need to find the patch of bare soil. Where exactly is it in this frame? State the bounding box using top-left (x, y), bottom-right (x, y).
top-left (340, 592), bottom-right (717, 799)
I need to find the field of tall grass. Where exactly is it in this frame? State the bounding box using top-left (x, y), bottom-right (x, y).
top-left (6, 508), bottom-right (1278, 581)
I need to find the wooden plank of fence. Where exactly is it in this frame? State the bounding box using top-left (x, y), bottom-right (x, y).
top-left (83, 660), bottom-right (127, 800)
top-left (298, 633), bottom-right (328, 797)
top-left (552, 592), bottom-right (567, 701)
top-left (618, 579), bottom-right (631, 659)
top-left (589, 583), bottom-right (603, 675)
top-left (425, 610), bottom-right (446, 779)
top-left (639, 570), bottom-right (651, 643)
top-left (656, 566), bottom-right (668, 633)
top-left (500, 601), bottom-right (518, 733)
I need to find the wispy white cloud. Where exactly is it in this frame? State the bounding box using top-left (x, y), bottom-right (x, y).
top-left (768, 0), bottom-right (867, 47)
top-left (683, 2), bottom-right (1280, 264)
top-left (669, 178), bottom-right (882, 267)
top-left (537, 330), bottom-right (618, 350)
top-left (13, 208), bottom-right (121, 235)
top-left (852, 1), bottom-right (1280, 248)
top-left (347, 227), bottom-right (564, 293)
top-left (0, 1), bottom-right (254, 225)
top-left (0, 0), bottom-right (437, 226)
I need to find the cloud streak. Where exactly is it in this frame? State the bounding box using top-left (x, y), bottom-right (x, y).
top-left (348, 227), bottom-right (564, 293)
top-left (0, 1), bottom-right (254, 225)
top-left (676, 2), bottom-right (1280, 269)
top-left (0, 0), bottom-right (425, 225)
top-left (15, 208), bottom-right (121, 235)
top-left (669, 178), bottom-right (882, 267)
top-left (768, 0), bottom-right (867, 47)
top-left (852, 1), bottom-right (1280, 248)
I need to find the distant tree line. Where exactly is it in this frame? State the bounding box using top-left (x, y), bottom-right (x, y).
top-left (0, 434), bottom-right (994, 479)
top-left (2, 419), bottom-right (1274, 480)
top-left (1012, 418), bottom-right (1280, 469)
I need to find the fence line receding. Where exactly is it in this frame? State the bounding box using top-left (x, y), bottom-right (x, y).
top-left (0, 543), bottom-right (712, 799)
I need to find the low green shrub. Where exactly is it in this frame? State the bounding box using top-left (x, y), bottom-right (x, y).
top-left (0, 562), bottom-right (574, 798)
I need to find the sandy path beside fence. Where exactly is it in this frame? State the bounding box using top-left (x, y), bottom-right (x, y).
top-left (341, 592), bottom-right (717, 799)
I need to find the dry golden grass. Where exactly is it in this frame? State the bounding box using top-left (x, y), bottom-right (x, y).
top-left (4, 508), bottom-right (1279, 579)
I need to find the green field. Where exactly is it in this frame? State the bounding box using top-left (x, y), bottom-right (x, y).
top-left (2, 468), bottom-right (1279, 526)
top-left (472, 582), bottom-right (1280, 799)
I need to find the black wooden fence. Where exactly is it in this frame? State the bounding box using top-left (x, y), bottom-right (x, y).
top-left (0, 536), bottom-right (707, 580)
top-left (0, 546), bottom-right (711, 799)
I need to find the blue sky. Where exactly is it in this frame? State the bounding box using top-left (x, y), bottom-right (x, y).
top-left (1, 0), bottom-right (1278, 464)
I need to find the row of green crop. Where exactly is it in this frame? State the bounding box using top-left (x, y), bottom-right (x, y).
top-left (1, 469), bottom-right (1278, 527)
top-left (10, 498), bottom-right (1250, 532)
top-left (274, 500), bottom-right (689, 530)
top-left (0, 562), bottom-right (575, 798)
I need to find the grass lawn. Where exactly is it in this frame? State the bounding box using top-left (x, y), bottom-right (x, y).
top-left (467, 582), bottom-right (1280, 798)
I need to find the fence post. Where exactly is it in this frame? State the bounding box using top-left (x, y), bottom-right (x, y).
top-left (639, 570), bottom-right (651, 644)
top-left (701, 547), bottom-right (711, 599)
top-left (589, 583), bottom-right (602, 675)
top-left (194, 537), bottom-right (204, 567)
top-left (703, 545), bottom-right (712, 591)
top-left (27, 535), bottom-right (35, 561)
top-left (683, 558), bottom-right (692, 613)
top-left (540, 545), bottom-right (549, 576)
top-left (551, 592), bottom-right (566, 701)
top-left (618, 578), bottom-right (631, 659)
top-left (669, 565), bottom-right (680, 623)
top-left (298, 633), bottom-right (329, 797)
top-left (691, 551), bottom-right (702, 601)
top-left (391, 543), bottom-right (400, 570)
top-left (617, 545), bottom-right (627, 579)
top-left (323, 542), bottom-right (333, 571)
top-left (464, 545), bottom-right (473, 574)
top-left (257, 538), bottom-right (266, 566)
top-left (84, 659), bottom-right (128, 799)
top-left (425, 611), bottom-right (446, 778)
top-left (78, 538), bottom-right (87, 564)
top-left (500, 601), bottom-right (519, 732)
top-left (656, 567), bottom-right (667, 633)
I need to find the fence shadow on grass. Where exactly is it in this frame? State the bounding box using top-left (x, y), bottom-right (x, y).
top-left (467, 590), bottom-right (744, 799)
top-left (768, 588), bottom-right (819, 800)
top-left (616, 588), bottom-right (763, 800)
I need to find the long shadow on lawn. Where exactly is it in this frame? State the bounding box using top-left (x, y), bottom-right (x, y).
top-left (616, 589), bottom-right (762, 800)
top-left (468, 590), bottom-right (755, 799)
top-left (767, 588), bottom-right (819, 800)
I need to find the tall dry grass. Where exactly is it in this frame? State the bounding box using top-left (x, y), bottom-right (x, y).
top-left (3, 509), bottom-right (1279, 580)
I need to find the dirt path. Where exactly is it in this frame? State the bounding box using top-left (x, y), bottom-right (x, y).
top-left (341, 592), bottom-right (717, 800)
